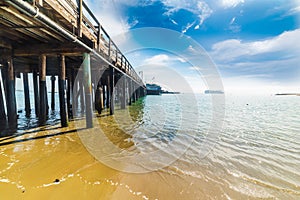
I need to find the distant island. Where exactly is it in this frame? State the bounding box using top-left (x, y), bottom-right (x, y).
top-left (275, 93), bottom-right (300, 96)
top-left (204, 90), bottom-right (224, 94)
top-left (161, 90), bottom-right (180, 94)
top-left (146, 83), bottom-right (162, 95)
top-left (146, 83), bottom-right (180, 95)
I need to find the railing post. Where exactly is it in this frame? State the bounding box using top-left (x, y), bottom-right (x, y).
top-left (108, 38), bottom-right (111, 60)
top-left (97, 24), bottom-right (101, 52)
top-left (77, 0), bottom-right (83, 37)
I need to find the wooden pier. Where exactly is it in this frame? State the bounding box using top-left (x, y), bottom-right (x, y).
top-left (0, 0), bottom-right (146, 130)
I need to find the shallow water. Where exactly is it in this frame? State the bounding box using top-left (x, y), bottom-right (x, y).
top-left (0, 93), bottom-right (299, 199)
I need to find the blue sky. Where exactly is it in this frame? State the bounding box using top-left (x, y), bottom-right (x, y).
top-left (84, 1), bottom-right (299, 93)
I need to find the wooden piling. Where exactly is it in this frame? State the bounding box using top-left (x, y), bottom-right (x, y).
top-left (67, 78), bottom-right (72, 119)
top-left (109, 67), bottom-right (115, 115)
top-left (132, 83), bottom-right (136, 103)
top-left (121, 76), bottom-right (126, 109)
top-left (0, 69), bottom-right (6, 121)
top-left (95, 82), bottom-right (103, 114)
top-left (58, 55), bottom-right (68, 127)
top-left (6, 58), bottom-right (17, 128)
top-left (83, 53), bottom-right (93, 128)
top-left (79, 77), bottom-right (85, 113)
top-left (45, 84), bottom-right (49, 115)
top-left (106, 75), bottom-right (110, 109)
top-left (23, 73), bottom-right (31, 117)
top-left (128, 79), bottom-right (132, 106)
top-left (39, 55), bottom-right (47, 124)
top-left (33, 71), bottom-right (40, 117)
top-left (51, 75), bottom-right (56, 110)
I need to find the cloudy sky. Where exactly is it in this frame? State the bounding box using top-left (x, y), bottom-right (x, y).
top-left (87, 0), bottom-right (300, 94)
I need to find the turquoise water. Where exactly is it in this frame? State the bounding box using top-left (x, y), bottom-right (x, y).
top-left (113, 94), bottom-right (300, 199)
top-left (9, 92), bottom-right (300, 198)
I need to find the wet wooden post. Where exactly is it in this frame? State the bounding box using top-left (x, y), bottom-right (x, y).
top-left (71, 69), bottom-right (77, 113)
top-left (95, 80), bottom-right (103, 114)
top-left (33, 71), bottom-right (39, 117)
top-left (6, 58), bottom-right (17, 128)
top-left (137, 87), bottom-right (140, 100)
top-left (39, 55), bottom-right (47, 124)
top-left (79, 77), bottom-right (85, 114)
top-left (128, 79), bottom-right (132, 106)
top-left (67, 78), bottom-right (72, 119)
top-left (45, 84), bottom-right (49, 115)
top-left (102, 85), bottom-right (106, 109)
top-left (121, 76), bottom-right (126, 109)
top-left (0, 69), bottom-right (6, 122)
top-left (109, 67), bottom-right (115, 115)
top-left (23, 73), bottom-right (31, 117)
top-left (106, 74), bottom-right (110, 109)
top-left (51, 75), bottom-right (56, 110)
top-left (132, 82), bottom-right (136, 103)
top-left (83, 53), bottom-right (93, 128)
top-left (58, 55), bottom-right (68, 127)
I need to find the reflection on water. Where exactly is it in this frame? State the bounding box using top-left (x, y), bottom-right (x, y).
top-left (0, 94), bottom-right (300, 199)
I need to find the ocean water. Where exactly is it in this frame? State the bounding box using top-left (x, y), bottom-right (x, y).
top-left (92, 94), bottom-right (300, 199)
top-left (1, 92), bottom-right (300, 199)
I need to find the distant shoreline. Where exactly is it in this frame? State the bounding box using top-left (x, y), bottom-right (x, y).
top-left (275, 93), bottom-right (300, 96)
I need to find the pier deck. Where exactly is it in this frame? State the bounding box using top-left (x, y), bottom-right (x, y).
top-left (0, 0), bottom-right (146, 130)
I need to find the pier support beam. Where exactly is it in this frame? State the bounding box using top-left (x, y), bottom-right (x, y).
top-left (23, 73), bottom-right (31, 117)
top-left (51, 75), bottom-right (56, 110)
top-left (109, 67), bottom-right (115, 115)
top-left (106, 75), bottom-right (110, 109)
top-left (39, 55), bottom-right (47, 124)
top-left (6, 58), bottom-right (17, 129)
top-left (102, 85), bottom-right (106, 109)
top-left (121, 76), bottom-right (126, 109)
top-left (79, 77), bottom-right (85, 113)
top-left (67, 78), bottom-right (72, 119)
top-left (59, 55), bottom-right (68, 127)
top-left (83, 53), bottom-right (93, 128)
top-left (95, 82), bottom-right (103, 114)
top-left (0, 69), bottom-right (6, 122)
top-left (33, 71), bottom-right (39, 117)
top-left (132, 83), bottom-right (136, 103)
top-left (128, 79), bottom-right (132, 106)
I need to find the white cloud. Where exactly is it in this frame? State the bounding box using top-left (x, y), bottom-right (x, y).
top-left (222, 76), bottom-right (300, 95)
top-left (228, 17), bottom-right (240, 33)
top-left (143, 54), bottom-right (187, 65)
top-left (85, 0), bottom-right (131, 36)
top-left (210, 29), bottom-right (300, 63)
top-left (144, 54), bottom-right (171, 65)
top-left (221, 0), bottom-right (245, 9)
top-left (162, 0), bottom-right (213, 27)
top-left (230, 17), bottom-right (236, 25)
top-left (170, 19), bottom-right (178, 25)
top-left (182, 21), bottom-right (196, 33)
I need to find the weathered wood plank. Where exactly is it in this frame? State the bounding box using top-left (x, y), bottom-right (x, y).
top-left (13, 43), bottom-right (88, 56)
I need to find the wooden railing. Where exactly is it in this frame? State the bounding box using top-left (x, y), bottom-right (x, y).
top-left (29, 0), bottom-right (142, 84)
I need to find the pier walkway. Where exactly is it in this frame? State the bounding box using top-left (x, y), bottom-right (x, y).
top-left (0, 0), bottom-right (146, 130)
